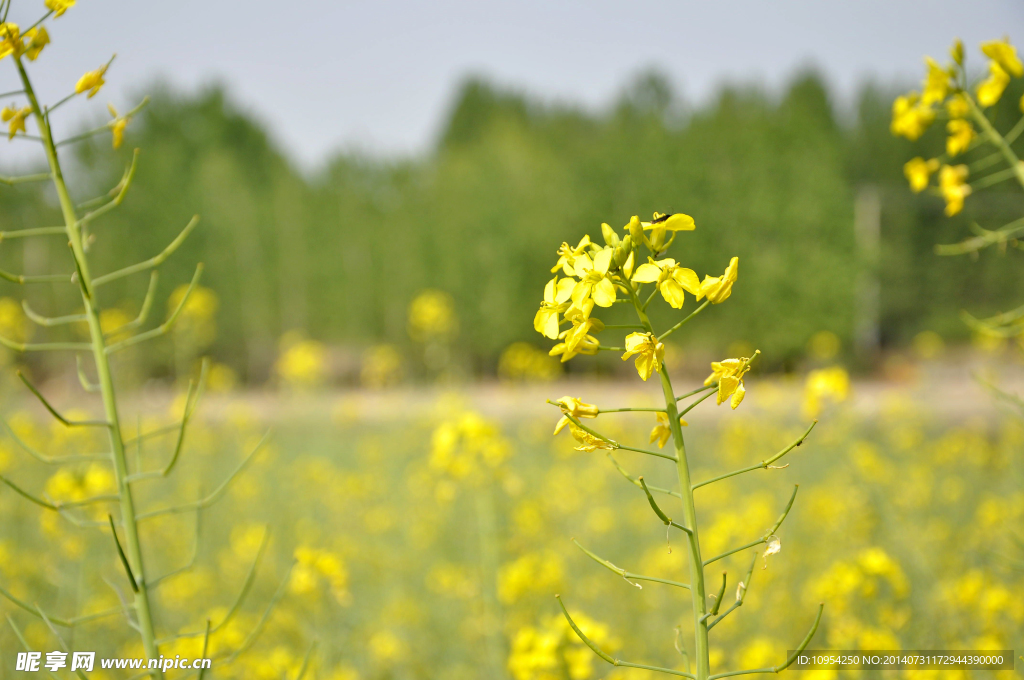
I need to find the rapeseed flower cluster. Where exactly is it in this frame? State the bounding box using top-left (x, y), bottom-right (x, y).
top-left (894, 38), bottom-right (1024, 215)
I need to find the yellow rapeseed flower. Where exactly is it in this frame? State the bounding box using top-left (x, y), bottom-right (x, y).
top-left (621, 332), bottom-right (664, 381)
top-left (890, 92), bottom-right (934, 140)
top-left (1, 105), bottom-right (31, 140)
top-left (950, 38), bottom-right (964, 66)
top-left (939, 164), bottom-right (970, 216)
top-left (705, 356), bottom-right (752, 409)
top-left (408, 289), bottom-right (457, 341)
top-left (550, 315), bottom-right (602, 362)
top-left (106, 103), bottom-right (133, 149)
top-left (921, 57), bottom-right (950, 104)
top-left (981, 38), bottom-right (1024, 78)
top-left (699, 256), bottom-right (739, 304)
top-left (946, 119), bottom-right (974, 157)
top-left (550, 235), bottom-right (592, 275)
top-left (903, 157), bottom-right (939, 193)
top-left (45, 0), bottom-right (76, 17)
top-left (567, 421), bottom-right (614, 452)
top-left (23, 27), bottom-right (48, 61)
top-left (946, 93), bottom-right (969, 118)
top-left (569, 246), bottom-right (617, 315)
top-left (802, 365), bottom-right (850, 418)
top-left (534, 276), bottom-right (575, 339)
top-left (0, 23), bottom-right (23, 61)
top-left (552, 396), bottom-right (599, 435)
top-left (641, 211), bottom-right (695, 251)
top-left (649, 411), bottom-right (685, 448)
top-left (631, 257), bottom-right (700, 309)
top-left (75, 64), bottom-right (109, 98)
top-left (977, 61), bottom-right (1010, 107)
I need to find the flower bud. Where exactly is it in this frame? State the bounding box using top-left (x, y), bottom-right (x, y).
top-left (613, 234), bottom-right (632, 267)
top-left (601, 222), bottom-right (619, 247)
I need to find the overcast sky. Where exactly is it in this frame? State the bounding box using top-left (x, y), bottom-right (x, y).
top-left (0, 1), bottom-right (1021, 169)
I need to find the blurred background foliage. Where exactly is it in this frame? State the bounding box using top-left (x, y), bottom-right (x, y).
top-left (3, 69), bottom-right (1024, 382)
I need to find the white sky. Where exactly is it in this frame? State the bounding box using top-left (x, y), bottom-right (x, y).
top-left (0, 0), bottom-right (1021, 169)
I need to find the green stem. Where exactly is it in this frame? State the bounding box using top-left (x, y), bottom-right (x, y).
top-left (625, 280), bottom-right (710, 680)
top-left (15, 56), bottom-right (164, 678)
top-left (968, 95), bottom-right (1024, 190)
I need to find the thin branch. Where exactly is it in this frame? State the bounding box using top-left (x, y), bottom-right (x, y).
top-left (0, 267), bottom-right (72, 285)
top-left (692, 422), bottom-right (816, 490)
top-left (678, 388), bottom-right (717, 418)
top-left (75, 355), bottom-right (100, 393)
top-left (557, 596), bottom-right (695, 679)
top-left (708, 572), bottom-right (727, 616)
top-left (108, 515), bottom-right (139, 593)
top-left (597, 406), bottom-right (665, 413)
top-left (1, 418), bottom-right (108, 464)
top-left (17, 370), bottom-right (111, 427)
top-left (21, 299), bottom-right (87, 327)
top-left (709, 554), bottom-right (757, 631)
top-left (78, 148), bottom-right (140, 226)
top-left (156, 528), bottom-right (268, 643)
top-left (707, 604), bottom-right (823, 679)
top-left (702, 486), bottom-right (799, 567)
top-left (658, 300), bottom-right (710, 342)
top-left (149, 511), bottom-right (202, 587)
top-left (35, 605), bottom-right (90, 680)
top-left (116, 271), bottom-right (159, 335)
top-left (573, 539), bottom-right (689, 590)
top-left (935, 216), bottom-right (1024, 256)
top-left (106, 264), bottom-right (204, 353)
top-left (0, 225), bottom-right (65, 239)
top-left (55, 97), bottom-right (149, 148)
top-left (136, 430), bottom-right (270, 521)
top-left (0, 172), bottom-right (50, 186)
top-left (294, 641), bottom-right (317, 680)
top-left (197, 620), bottom-right (212, 680)
top-left (216, 561), bottom-right (295, 664)
top-left (675, 384), bottom-right (716, 402)
top-left (93, 215), bottom-right (199, 286)
top-left (608, 456), bottom-right (681, 499)
top-left (640, 476), bottom-right (691, 535)
top-left (0, 583), bottom-right (122, 627)
top-left (548, 404), bottom-right (678, 461)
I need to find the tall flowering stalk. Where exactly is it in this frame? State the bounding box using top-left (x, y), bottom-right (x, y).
top-left (535, 213), bottom-right (821, 680)
top-left (0, 1), bottom-right (285, 675)
top-left (894, 38), bottom-right (1024, 351)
